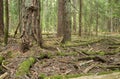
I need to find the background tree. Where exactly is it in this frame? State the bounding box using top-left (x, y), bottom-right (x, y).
top-left (4, 0), bottom-right (9, 45)
top-left (79, 0), bottom-right (82, 36)
top-left (57, 0), bottom-right (64, 37)
top-left (0, 0), bottom-right (4, 35)
top-left (61, 0), bottom-right (71, 43)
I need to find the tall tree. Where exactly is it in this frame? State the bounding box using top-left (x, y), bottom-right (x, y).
top-left (0, 0), bottom-right (4, 35)
top-left (73, 0), bottom-right (77, 33)
top-left (95, 0), bottom-right (99, 36)
top-left (61, 0), bottom-right (71, 43)
top-left (79, 0), bottom-right (82, 36)
top-left (4, 0), bottom-right (9, 45)
top-left (57, 0), bottom-right (64, 37)
top-left (20, 0), bottom-right (42, 52)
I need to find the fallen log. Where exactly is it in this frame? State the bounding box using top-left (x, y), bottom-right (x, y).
top-left (16, 57), bottom-right (35, 76)
top-left (99, 65), bottom-right (120, 69)
top-left (78, 55), bottom-right (109, 63)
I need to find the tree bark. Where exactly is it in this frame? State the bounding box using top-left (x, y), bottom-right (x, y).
top-left (73, 0), bottom-right (77, 33)
top-left (95, 0), bottom-right (99, 36)
top-left (0, 0), bottom-right (4, 35)
top-left (79, 0), bottom-right (82, 36)
top-left (4, 0), bottom-right (9, 45)
top-left (57, 0), bottom-right (64, 37)
top-left (20, 0), bottom-right (42, 52)
top-left (61, 0), bottom-right (71, 43)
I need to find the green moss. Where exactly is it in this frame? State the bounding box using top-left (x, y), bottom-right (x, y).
top-left (39, 73), bottom-right (46, 79)
top-left (46, 75), bottom-right (65, 79)
top-left (83, 50), bottom-right (105, 56)
top-left (45, 73), bottom-right (92, 79)
top-left (6, 51), bottom-right (12, 58)
top-left (0, 55), bottom-right (4, 65)
top-left (56, 52), bottom-right (78, 56)
top-left (16, 57), bottom-right (35, 76)
top-left (39, 53), bottom-right (53, 59)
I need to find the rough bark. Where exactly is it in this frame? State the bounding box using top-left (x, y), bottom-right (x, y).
top-left (4, 0), bottom-right (9, 45)
top-left (61, 0), bottom-right (71, 43)
top-left (95, 0), bottom-right (99, 36)
top-left (0, 0), bottom-right (4, 35)
top-left (20, 0), bottom-right (42, 52)
top-left (57, 0), bottom-right (64, 37)
top-left (73, 0), bottom-right (77, 33)
top-left (79, 0), bottom-right (82, 36)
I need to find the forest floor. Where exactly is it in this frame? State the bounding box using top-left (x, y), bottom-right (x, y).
top-left (1, 35), bottom-right (120, 79)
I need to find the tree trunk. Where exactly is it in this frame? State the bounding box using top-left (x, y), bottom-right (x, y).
top-left (4, 0), bottom-right (9, 45)
top-left (0, 0), bottom-right (4, 35)
top-left (57, 0), bottom-right (64, 37)
top-left (61, 0), bottom-right (71, 43)
top-left (20, 0), bottom-right (42, 52)
top-left (95, 0), bottom-right (99, 36)
top-left (79, 0), bottom-right (82, 36)
top-left (73, 0), bottom-right (77, 33)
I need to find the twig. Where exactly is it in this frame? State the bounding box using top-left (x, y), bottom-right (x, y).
top-left (2, 61), bottom-right (11, 71)
top-left (79, 60), bottom-right (94, 66)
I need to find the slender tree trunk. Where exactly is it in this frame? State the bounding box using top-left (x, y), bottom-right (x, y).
top-left (0, 0), bottom-right (4, 35)
top-left (4, 0), bottom-right (9, 45)
top-left (96, 0), bottom-right (99, 36)
top-left (107, 0), bottom-right (113, 33)
top-left (73, 0), bottom-right (77, 33)
top-left (61, 0), bottom-right (71, 43)
top-left (32, 0), bottom-right (42, 46)
top-left (57, 0), bottom-right (64, 37)
top-left (79, 0), bottom-right (82, 36)
top-left (19, 0), bottom-right (22, 33)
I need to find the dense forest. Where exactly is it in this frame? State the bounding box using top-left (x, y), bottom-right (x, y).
top-left (0, 0), bottom-right (120, 79)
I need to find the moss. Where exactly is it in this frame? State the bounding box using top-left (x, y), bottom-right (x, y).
top-left (39, 53), bottom-right (53, 59)
top-left (0, 55), bottom-right (4, 65)
top-left (6, 51), bottom-right (12, 58)
top-left (39, 73), bottom-right (46, 79)
top-left (16, 57), bottom-right (35, 76)
top-left (56, 52), bottom-right (78, 56)
top-left (45, 73), bottom-right (92, 79)
top-left (46, 75), bottom-right (65, 79)
top-left (83, 50), bottom-right (105, 56)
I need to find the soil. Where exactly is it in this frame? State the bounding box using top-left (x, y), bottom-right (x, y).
top-left (0, 36), bottom-right (120, 79)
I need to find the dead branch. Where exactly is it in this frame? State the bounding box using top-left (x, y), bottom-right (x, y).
top-left (99, 65), bottom-right (120, 69)
top-left (83, 63), bottom-right (97, 73)
top-left (71, 47), bottom-right (88, 56)
top-left (2, 61), bottom-right (11, 71)
top-left (0, 72), bottom-right (9, 79)
top-left (79, 60), bottom-right (94, 66)
top-left (78, 55), bottom-right (109, 63)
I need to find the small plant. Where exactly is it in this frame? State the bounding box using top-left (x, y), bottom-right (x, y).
top-left (39, 52), bottom-right (53, 59)
top-left (39, 73), bottom-right (46, 79)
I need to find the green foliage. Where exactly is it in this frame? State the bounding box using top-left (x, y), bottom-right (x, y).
top-left (8, 0), bottom-right (120, 34)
